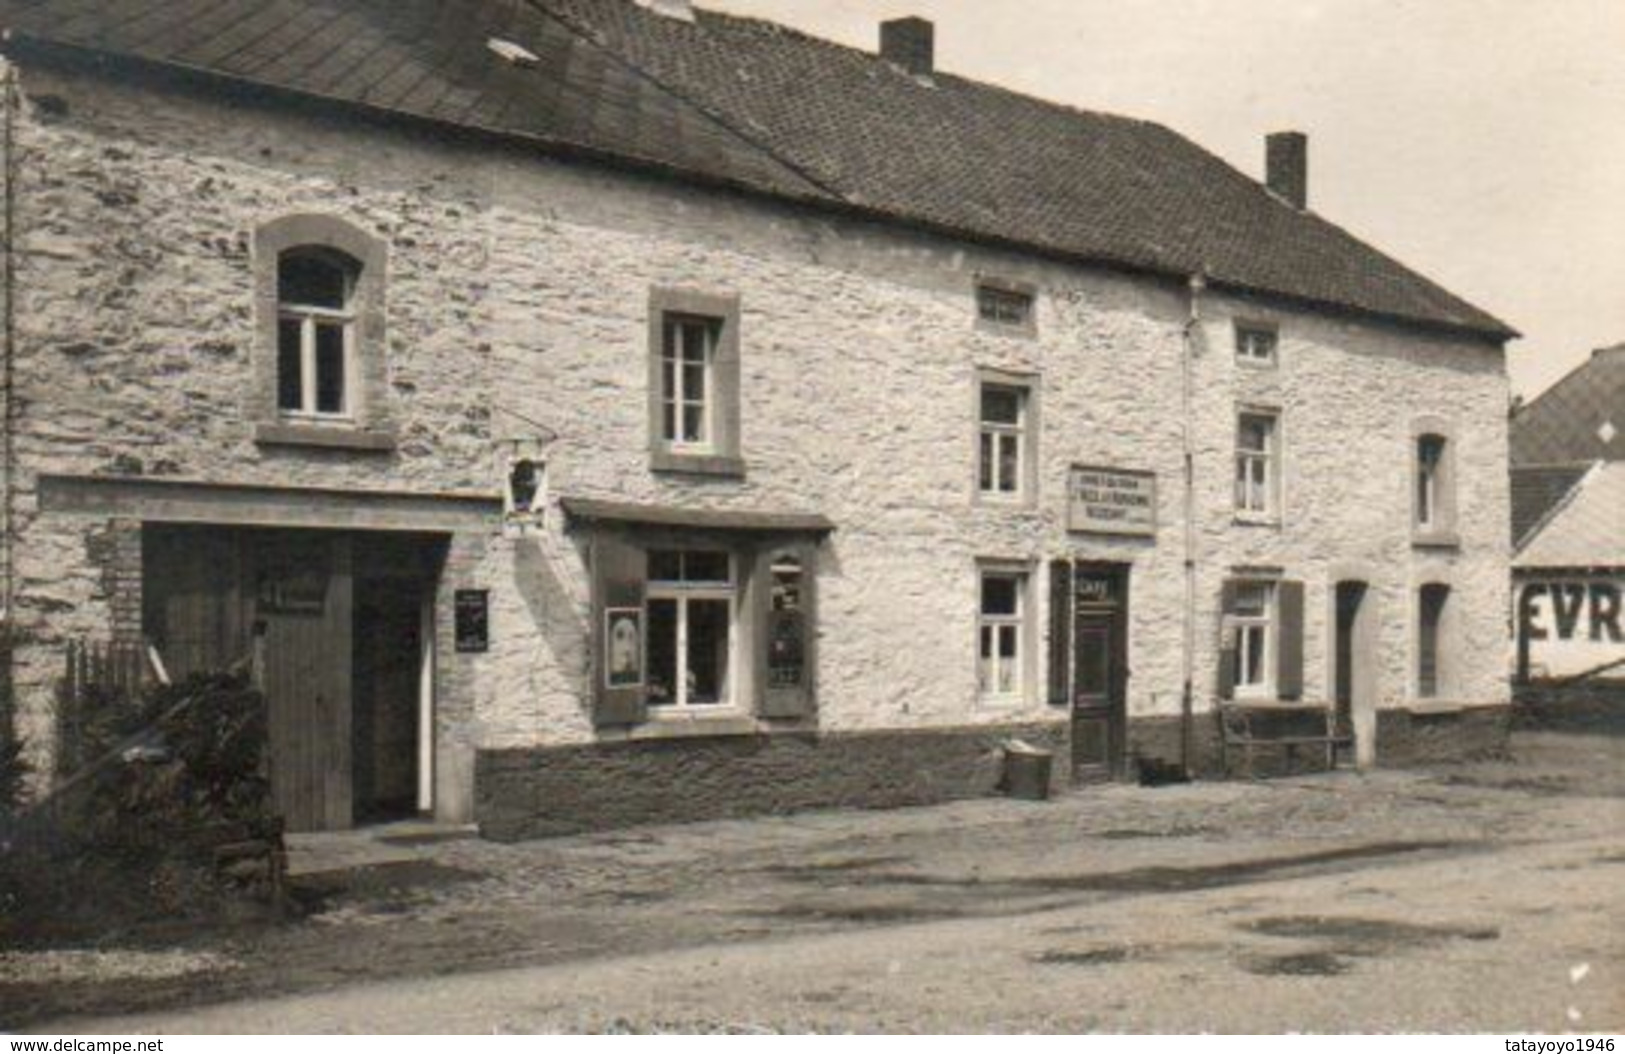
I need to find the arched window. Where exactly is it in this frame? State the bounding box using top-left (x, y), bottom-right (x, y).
top-left (277, 247), bottom-right (359, 417)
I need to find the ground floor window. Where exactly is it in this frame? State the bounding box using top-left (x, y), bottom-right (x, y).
top-left (978, 567), bottom-right (1028, 699)
top-left (645, 549), bottom-right (735, 710)
top-left (1418, 583), bottom-right (1450, 698)
top-left (1232, 580), bottom-right (1276, 697)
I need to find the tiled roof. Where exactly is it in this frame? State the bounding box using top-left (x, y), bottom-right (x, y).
top-left (1510, 345), bottom-right (1625, 466)
top-left (1510, 463), bottom-right (1592, 549)
top-left (1515, 461), bottom-right (1625, 568)
top-left (0, 0), bottom-right (1515, 340)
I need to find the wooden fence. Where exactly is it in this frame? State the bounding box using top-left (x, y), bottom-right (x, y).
top-left (56, 639), bottom-right (150, 778)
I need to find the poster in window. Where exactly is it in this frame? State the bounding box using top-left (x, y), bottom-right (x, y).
top-left (605, 607), bottom-right (643, 689)
top-left (455, 589), bottom-right (489, 653)
top-left (768, 611), bottom-right (805, 688)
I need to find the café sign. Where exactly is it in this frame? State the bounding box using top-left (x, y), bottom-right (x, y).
top-left (1067, 465), bottom-right (1157, 536)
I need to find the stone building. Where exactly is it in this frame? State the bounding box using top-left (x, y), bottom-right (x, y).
top-left (0, 0), bottom-right (1516, 838)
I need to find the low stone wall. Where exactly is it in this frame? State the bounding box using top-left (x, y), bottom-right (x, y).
top-left (1374, 705), bottom-right (1510, 767)
top-left (1513, 681), bottom-right (1625, 735)
top-left (475, 722), bottom-right (1069, 841)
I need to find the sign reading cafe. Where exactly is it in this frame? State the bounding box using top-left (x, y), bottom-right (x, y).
top-left (1067, 465), bottom-right (1157, 536)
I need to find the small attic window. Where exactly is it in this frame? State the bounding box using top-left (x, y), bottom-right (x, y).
top-left (487, 38), bottom-right (540, 66)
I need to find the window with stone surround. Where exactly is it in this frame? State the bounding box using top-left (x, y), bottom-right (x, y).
top-left (1235, 407), bottom-right (1281, 519)
top-left (1234, 321), bottom-right (1278, 366)
top-left (975, 368), bottom-right (1040, 504)
top-left (647, 288), bottom-right (743, 478)
top-left (975, 278), bottom-right (1037, 338)
top-left (253, 215), bottom-right (393, 451)
top-left (977, 564), bottom-right (1031, 702)
top-left (1411, 415), bottom-right (1459, 546)
top-left (1417, 582), bottom-right (1452, 699)
top-left (1218, 576), bottom-right (1305, 702)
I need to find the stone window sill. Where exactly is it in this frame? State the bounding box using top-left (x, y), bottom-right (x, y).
top-left (255, 422), bottom-right (397, 452)
top-left (1411, 530), bottom-right (1461, 550)
top-left (1403, 699), bottom-right (1468, 716)
top-left (1233, 512), bottom-right (1281, 528)
top-left (623, 713), bottom-right (760, 741)
top-left (649, 449), bottom-right (746, 479)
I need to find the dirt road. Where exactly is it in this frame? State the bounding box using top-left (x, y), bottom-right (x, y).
top-left (7, 731), bottom-right (1622, 1033)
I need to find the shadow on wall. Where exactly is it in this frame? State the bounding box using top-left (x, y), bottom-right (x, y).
top-left (511, 534), bottom-right (590, 716)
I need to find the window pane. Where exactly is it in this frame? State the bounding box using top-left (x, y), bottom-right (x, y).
top-left (1239, 415), bottom-right (1271, 452)
top-left (978, 625), bottom-right (993, 694)
top-left (1242, 625), bottom-right (1266, 686)
top-left (981, 385), bottom-right (1022, 425)
top-left (683, 361), bottom-right (706, 401)
top-left (680, 321), bottom-right (710, 364)
top-left (981, 574), bottom-right (1018, 616)
top-left (662, 400), bottom-right (677, 442)
top-left (1234, 583), bottom-right (1269, 616)
top-left (682, 404), bottom-right (705, 443)
top-left (648, 550), bottom-right (683, 582)
top-left (687, 598), bottom-right (730, 705)
top-left (979, 431), bottom-right (994, 491)
top-left (314, 322), bottom-right (346, 414)
top-left (998, 626), bottom-right (1018, 692)
top-left (277, 318), bottom-right (303, 411)
top-left (684, 551), bottom-right (731, 584)
top-left (278, 251), bottom-right (352, 309)
top-left (646, 598), bottom-right (678, 706)
top-left (978, 286), bottom-right (1031, 326)
top-left (998, 434), bottom-right (1020, 491)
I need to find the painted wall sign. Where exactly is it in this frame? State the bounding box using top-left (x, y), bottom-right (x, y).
top-left (1067, 465), bottom-right (1156, 536)
top-left (454, 589), bottom-right (490, 653)
top-left (1516, 578), bottom-right (1625, 680)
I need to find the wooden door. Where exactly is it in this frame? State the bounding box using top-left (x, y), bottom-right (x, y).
top-left (255, 532), bottom-right (353, 832)
top-left (1071, 565), bottom-right (1128, 780)
top-left (352, 576), bottom-right (424, 822)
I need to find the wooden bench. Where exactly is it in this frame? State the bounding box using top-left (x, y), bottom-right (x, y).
top-left (1217, 701), bottom-right (1352, 779)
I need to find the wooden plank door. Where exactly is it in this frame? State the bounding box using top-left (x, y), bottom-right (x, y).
top-left (1070, 565), bottom-right (1128, 780)
top-left (255, 532), bottom-right (353, 832)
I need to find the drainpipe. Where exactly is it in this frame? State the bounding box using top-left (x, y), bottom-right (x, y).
top-left (1, 59), bottom-right (15, 744)
top-left (1180, 273), bottom-right (1205, 775)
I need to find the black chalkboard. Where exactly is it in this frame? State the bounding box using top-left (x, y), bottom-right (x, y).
top-left (455, 589), bottom-right (489, 653)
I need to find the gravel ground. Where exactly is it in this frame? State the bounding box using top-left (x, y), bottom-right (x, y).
top-left (5, 730), bottom-right (1622, 1033)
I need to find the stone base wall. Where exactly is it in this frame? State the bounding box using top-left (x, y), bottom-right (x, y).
top-left (475, 721), bottom-right (1069, 841)
top-left (1513, 681), bottom-right (1625, 735)
top-left (1374, 705), bottom-right (1510, 767)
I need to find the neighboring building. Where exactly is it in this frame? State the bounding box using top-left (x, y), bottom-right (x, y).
top-left (0, 0), bottom-right (1516, 838)
top-left (1511, 344), bottom-right (1625, 682)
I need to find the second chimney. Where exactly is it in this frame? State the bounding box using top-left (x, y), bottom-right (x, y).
top-left (1266, 131), bottom-right (1308, 210)
top-left (880, 17), bottom-right (934, 77)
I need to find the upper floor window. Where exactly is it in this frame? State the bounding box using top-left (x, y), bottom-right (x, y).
top-left (979, 382), bottom-right (1028, 498)
top-left (1412, 420), bottom-right (1458, 544)
top-left (976, 283), bottom-right (1034, 329)
top-left (660, 314), bottom-right (718, 449)
top-left (647, 288), bottom-right (743, 477)
top-left (1235, 409), bottom-right (1280, 517)
top-left (253, 214), bottom-right (392, 450)
top-left (1235, 322), bottom-right (1278, 366)
top-left (277, 248), bottom-right (358, 418)
top-left (1416, 434), bottom-right (1446, 529)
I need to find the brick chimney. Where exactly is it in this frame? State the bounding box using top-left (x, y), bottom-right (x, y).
top-left (1266, 131), bottom-right (1308, 210)
top-left (880, 17), bottom-right (934, 77)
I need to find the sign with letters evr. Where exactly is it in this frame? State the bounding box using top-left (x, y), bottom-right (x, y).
top-left (1067, 465), bottom-right (1157, 536)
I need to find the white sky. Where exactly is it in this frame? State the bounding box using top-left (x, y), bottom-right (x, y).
top-left (708, 0), bottom-right (1625, 399)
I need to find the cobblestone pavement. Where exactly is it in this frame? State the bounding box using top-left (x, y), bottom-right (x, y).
top-left (6, 731), bottom-right (1622, 1032)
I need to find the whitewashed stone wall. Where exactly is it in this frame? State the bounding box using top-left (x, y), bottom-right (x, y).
top-left (3, 63), bottom-right (1511, 786)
